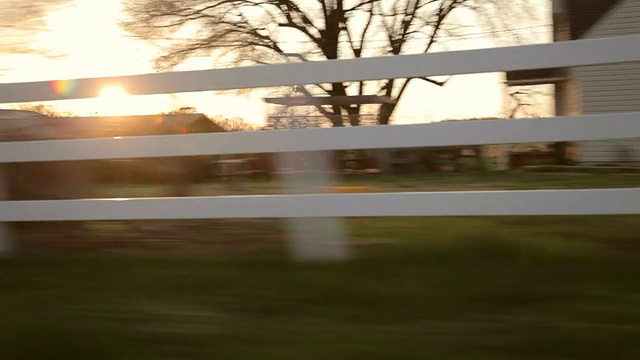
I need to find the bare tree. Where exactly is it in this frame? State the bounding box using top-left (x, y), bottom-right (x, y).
top-left (212, 116), bottom-right (258, 131)
top-left (123, 0), bottom-right (538, 127)
top-left (166, 106), bottom-right (257, 130)
top-left (166, 105), bottom-right (199, 114)
top-left (1, 0), bottom-right (72, 56)
top-left (507, 86), bottom-right (554, 119)
top-left (11, 103), bottom-right (76, 117)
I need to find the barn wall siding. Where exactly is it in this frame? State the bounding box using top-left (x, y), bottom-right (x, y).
top-left (574, 0), bottom-right (640, 165)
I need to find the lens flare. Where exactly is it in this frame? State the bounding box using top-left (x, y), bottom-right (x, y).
top-left (50, 79), bottom-right (77, 96)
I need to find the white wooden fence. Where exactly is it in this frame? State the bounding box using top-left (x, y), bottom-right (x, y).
top-left (1, 35), bottom-right (640, 259)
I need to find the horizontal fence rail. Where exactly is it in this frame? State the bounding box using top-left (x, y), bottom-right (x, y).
top-left (2, 113), bottom-right (640, 162)
top-left (1, 35), bottom-right (640, 103)
top-left (1, 189), bottom-right (639, 222)
top-left (1, 35), bottom-right (639, 259)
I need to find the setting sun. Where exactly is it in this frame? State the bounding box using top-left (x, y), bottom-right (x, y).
top-left (98, 86), bottom-right (128, 100)
top-left (95, 85), bottom-right (141, 116)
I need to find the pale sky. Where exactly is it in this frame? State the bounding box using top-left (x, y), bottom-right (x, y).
top-left (0, 0), bottom-right (552, 125)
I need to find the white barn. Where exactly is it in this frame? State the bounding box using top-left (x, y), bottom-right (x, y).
top-left (507, 0), bottom-right (640, 166)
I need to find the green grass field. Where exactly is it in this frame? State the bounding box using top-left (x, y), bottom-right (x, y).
top-left (2, 172), bottom-right (640, 359)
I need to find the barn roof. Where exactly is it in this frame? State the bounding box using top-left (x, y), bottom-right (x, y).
top-left (567, 0), bottom-right (623, 40)
top-left (0, 111), bottom-right (224, 141)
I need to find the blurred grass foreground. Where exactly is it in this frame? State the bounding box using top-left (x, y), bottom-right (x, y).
top-left (1, 173), bottom-right (640, 359)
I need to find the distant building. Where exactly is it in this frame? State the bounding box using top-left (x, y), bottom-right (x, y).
top-left (1, 111), bottom-right (224, 139)
top-left (0, 111), bottom-right (226, 198)
top-left (506, 0), bottom-right (640, 166)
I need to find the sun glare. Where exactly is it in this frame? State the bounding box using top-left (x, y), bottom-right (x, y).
top-left (94, 85), bottom-right (140, 116)
top-left (99, 86), bottom-right (128, 100)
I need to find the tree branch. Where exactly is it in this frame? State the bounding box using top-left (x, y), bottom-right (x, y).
top-left (123, 0), bottom-right (539, 126)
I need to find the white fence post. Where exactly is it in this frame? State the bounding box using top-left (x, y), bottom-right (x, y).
top-left (276, 151), bottom-right (350, 261)
top-left (497, 145), bottom-right (512, 171)
top-left (0, 165), bottom-right (14, 255)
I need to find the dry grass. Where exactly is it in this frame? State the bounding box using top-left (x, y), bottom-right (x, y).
top-left (88, 172), bottom-right (640, 198)
top-left (4, 171), bottom-right (640, 358)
